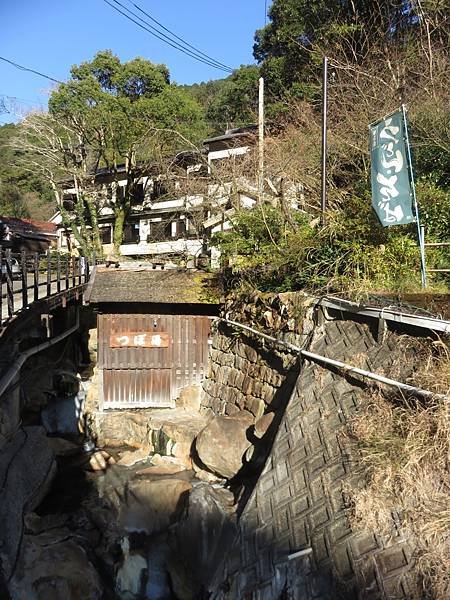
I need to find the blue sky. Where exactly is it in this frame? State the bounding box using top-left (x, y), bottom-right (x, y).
top-left (1, 0), bottom-right (270, 123)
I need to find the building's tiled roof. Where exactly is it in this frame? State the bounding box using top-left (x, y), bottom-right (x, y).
top-left (203, 125), bottom-right (257, 146)
top-left (0, 216), bottom-right (58, 238)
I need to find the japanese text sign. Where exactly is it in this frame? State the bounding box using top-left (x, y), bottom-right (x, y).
top-left (370, 110), bottom-right (415, 227)
top-left (110, 332), bottom-right (170, 348)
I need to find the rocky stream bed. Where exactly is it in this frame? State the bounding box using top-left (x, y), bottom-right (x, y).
top-left (9, 435), bottom-right (237, 600)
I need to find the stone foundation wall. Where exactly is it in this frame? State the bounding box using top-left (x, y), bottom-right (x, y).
top-left (201, 293), bottom-right (316, 421)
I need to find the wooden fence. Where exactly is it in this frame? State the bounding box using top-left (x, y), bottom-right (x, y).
top-left (0, 247), bottom-right (94, 324)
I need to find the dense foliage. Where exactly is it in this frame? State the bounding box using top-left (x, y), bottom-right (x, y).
top-left (17, 51), bottom-right (207, 255)
top-left (0, 123), bottom-right (54, 219)
top-left (211, 0), bottom-right (449, 294)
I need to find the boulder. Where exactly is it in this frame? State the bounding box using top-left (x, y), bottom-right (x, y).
top-left (254, 412), bottom-right (275, 439)
top-left (94, 410), bottom-right (151, 448)
top-left (177, 385), bottom-right (202, 412)
top-left (117, 446), bottom-right (151, 467)
top-left (167, 484), bottom-right (237, 599)
top-left (147, 410), bottom-right (206, 460)
top-left (24, 512), bottom-right (69, 535)
top-left (151, 453), bottom-right (189, 471)
top-left (120, 478), bottom-right (192, 534)
top-left (46, 437), bottom-right (81, 457)
top-left (192, 462), bottom-right (224, 484)
top-left (87, 450), bottom-right (114, 471)
top-left (8, 531), bottom-right (103, 600)
top-left (41, 391), bottom-right (86, 435)
top-left (195, 413), bottom-right (253, 479)
top-left (135, 464), bottom-right (186, 477)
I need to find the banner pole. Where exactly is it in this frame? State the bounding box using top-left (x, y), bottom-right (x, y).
top-left (321, 56), bottom-right (328, 226)
top-left (401, 104), bottom-right (427, 288)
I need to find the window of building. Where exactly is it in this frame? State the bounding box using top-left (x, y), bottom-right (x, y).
top-left (100, 226), bottom-right (112, 244)
top-left (175, 219), bottom-right (186, 238)
top-left (151, 180), bottom-right (168, 200)
top-left (149, 220), bottom-right (172, 241)
top-left (123, 222), bottom-right (140, 244)
top-left (133, 183), bottom-right (145, 204)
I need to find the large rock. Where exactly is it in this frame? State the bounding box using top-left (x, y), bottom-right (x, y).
top-left (41, 389), bottom-right (86, 435)
top-left (195, 413), bottom-right (253, 479)
top-left (147, 409), bottom-right (207, 460)
top-left (117, 446), bottom-right (151, 467)
top-left (168, 484), bottom-right (236, 599)
top-left (0, 427), bottom-right (56, 581)
top-left (254, 412), bottom-right (275, 439)
top-left (8, 530), bottom-right (103, 600)
top-left (120, 477), bottom-right (192, 534)
top-left (94, 410), bottom-right (151, 448)
top-left (177, 385), bottom-right (202, 412)
top-left (46, 437), bottom-right (80, 457)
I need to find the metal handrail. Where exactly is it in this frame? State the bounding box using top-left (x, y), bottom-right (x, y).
top-left (420, 226), bottom-right (449, 275)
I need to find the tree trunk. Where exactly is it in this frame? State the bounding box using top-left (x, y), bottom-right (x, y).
top-left (113, 206), bottom-right (126, 256)
top-left (84, 193), bottom-right (102, 257)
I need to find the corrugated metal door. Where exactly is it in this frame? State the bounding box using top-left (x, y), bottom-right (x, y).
top-left (98, 314), bottom-right (211, 409)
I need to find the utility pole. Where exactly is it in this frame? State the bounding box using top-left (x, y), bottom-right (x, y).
top-left (321, 57), bottom-right (328, 225)
top-left (258, 77), bottom-right (264, 204)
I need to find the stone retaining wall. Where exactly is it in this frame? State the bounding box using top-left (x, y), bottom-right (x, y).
top-left (197, 292), bottom-right (439, 599)
top-left (201, 293), bottom-right (315, 421)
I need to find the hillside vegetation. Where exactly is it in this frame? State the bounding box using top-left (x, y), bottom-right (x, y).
top-left (0, 123), bottom-right (55, 220)
top-left (208, 0), bottom-right (449, 295)
top-left (2, 0), bottom-right (449, 292)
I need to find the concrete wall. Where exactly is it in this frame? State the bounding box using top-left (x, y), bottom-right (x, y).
top-left (0, 303), bottom-right (92, 587)
top-left (199, 292), bottom-right (434, 599)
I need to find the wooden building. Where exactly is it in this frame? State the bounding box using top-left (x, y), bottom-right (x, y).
top-left (85, 266), bottom-right (219, 409)
top-left (51, 126), bottom-right (258, 266)
top-left (0, 216), bottom-right (58, 253)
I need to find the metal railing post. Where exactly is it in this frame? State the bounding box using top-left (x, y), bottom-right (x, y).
top-left (65, 254), bottom-right (69, 290)
top-left (56, 253), bottom-right (61, 293)
top-left (71, 255), bottom-right (76, 288)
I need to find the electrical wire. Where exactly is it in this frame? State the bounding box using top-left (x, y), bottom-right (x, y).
top-left (0, 93), bottom-right (39, 106)
top-left (105, 0), bottom-right (233, 72)
top-left (128, 0), bottom-right (233, 71)
top-left (0, 56), bottom-right (63, 85)
top-left (103, 0), bottom-right (233, 73)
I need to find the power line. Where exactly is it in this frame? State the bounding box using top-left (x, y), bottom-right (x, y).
top-left (105, 0), bottom-right (233, 73)
top-left (128, 0), bottom-right (233, 72)
top-left (103, 0), bottom-right (233, 73)
top-left (0, 93), bottom-right (41, 106)
top-left (0, 56), bottom-right (63, 85)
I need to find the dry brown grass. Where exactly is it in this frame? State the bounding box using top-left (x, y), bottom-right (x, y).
top-left (412, 340), bottom-right (450, 398)
top-left (347, 346), bottom-right (450, 599)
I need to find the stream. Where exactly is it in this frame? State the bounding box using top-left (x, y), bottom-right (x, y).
top-left (21, 436), bottom-right (236, 600)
